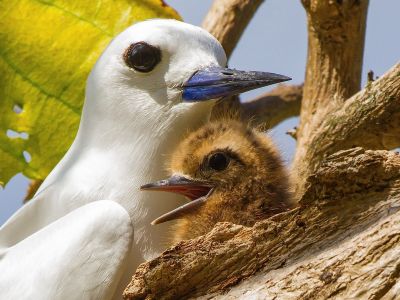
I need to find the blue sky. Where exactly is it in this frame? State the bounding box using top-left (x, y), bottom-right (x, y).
top-left (1, 0), bottom-right (399, 224)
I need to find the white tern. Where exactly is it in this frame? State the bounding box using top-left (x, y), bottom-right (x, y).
top-left (0, 19), bottom-right (290, 299)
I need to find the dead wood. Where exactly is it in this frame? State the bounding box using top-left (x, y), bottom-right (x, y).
top-left (294, 63), bottom-right (400, 196)
top-left (123, 148), bottom-right (400, 300)
top-left (293, 0), bottom-right (369, 195)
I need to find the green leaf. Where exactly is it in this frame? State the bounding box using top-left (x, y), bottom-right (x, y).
top-left (0, 0), bottom-right (180, 186)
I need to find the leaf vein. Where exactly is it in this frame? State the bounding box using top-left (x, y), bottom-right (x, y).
top-left (0, 51), bottom-right (80, 115)
top-left (33, 0), bottom-right (112, 37)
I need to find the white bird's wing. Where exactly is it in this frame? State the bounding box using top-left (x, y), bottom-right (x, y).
top-left (0, 200), bottom-right (133, 300)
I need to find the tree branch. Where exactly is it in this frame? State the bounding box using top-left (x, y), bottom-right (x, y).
top-left (241, 84), bottom-right (303, 128)
top-left (293, 0), bottom-right (369, 194)
top-left (202, 0), bottom-right (264, 59)
top-left (123, 148), bottom-right (400, 300)
top-left (209, 84), bottom-right (303, 127)
top-left (294, 63), bottom-right (400, 195)
top-left (300, 0), bottom-right (368, 103)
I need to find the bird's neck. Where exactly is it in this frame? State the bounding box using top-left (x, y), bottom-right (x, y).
top-left (35, 95), bottom-right (212, 260)
top-left (40, 97), bottom-right (213, 201)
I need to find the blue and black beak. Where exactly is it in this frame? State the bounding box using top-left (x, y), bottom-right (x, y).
top-left (183, 66), bottom-right (291, 101)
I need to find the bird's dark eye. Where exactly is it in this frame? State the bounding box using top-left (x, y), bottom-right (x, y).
top-left (123, 42), bottom-right (161, 72)
top-left (208, 152), bottom-right (230, 171)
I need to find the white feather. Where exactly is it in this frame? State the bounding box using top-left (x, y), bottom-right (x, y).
top-left (0, 19), bottom-right (227, 299)
top-left (0, 201), bottom-right (132, 299)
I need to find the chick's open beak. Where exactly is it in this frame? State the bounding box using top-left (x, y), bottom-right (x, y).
top-left (140, 175), bottom-right (213, 225)
top-left (182, 66), bottom-right (291, 102)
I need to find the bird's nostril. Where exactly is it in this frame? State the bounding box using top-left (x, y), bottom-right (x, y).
top-left (221, 71), bottom-right (234, 76)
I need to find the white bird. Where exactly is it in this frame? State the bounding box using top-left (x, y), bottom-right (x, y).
top-left (0, 19), bottom-right (290, 299)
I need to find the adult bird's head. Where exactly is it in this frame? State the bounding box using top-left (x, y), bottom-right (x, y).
top-left (84, 19), bottom-right (290, 129)
top-left (141, 120), bottom-right (294, 243)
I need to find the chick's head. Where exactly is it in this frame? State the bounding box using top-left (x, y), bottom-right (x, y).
top-left (170, 120), bottom-right (291, 208)
top-left (141, 120), bottom-right (293, 242)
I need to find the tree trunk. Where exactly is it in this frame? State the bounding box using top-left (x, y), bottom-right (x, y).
top-left (293, 0), bottom-right (370, 196)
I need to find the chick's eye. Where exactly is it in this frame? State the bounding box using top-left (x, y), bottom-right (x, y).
top-left (124, 42), bottom-right (161, 72)
top-left (208, 152), bottom-right (229, 171)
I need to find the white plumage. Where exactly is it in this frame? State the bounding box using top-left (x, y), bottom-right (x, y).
top-left (0, 19), bottom-right (227, 299)
top-left (0, 19), bottom-right (289, 299)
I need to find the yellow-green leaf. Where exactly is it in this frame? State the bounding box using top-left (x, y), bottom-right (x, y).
top-left (0, 0), bottom-right (180, 186)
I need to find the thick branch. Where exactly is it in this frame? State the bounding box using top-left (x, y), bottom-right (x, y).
top-left (241, 84), bottom-right (303, 128)
top-left (301, 0), bottom-right (368, 103)
top-left (294, 63), bottom-right (400, 195)
top-left (202, 0), bottom-right (264, 59)
top-left (222, 197), bottom-right (400, 299)
top-left (124, 148), bottom-right (400, 300)
top-left (209, 84), bottom-right (303, 127)
top-left (294, 0), bottom-right (369, 194)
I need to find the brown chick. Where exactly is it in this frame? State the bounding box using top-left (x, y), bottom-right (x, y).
top-left (141, 120), bottom-right (294, 244)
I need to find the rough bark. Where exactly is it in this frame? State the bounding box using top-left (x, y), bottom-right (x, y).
top-left (294, 63), bottom-right (400, 195)
top-left (293, 0), bottom-right (369, 195)
top-left (301, 0), bottom-right (368, 103)
top-left (124, 148), bottom-right (400, 300)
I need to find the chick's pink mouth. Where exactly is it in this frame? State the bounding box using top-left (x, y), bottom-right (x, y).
top-left (152, 184), bottom-right (212, 201)
top-left (140, 176), bottom-right (214, 224)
